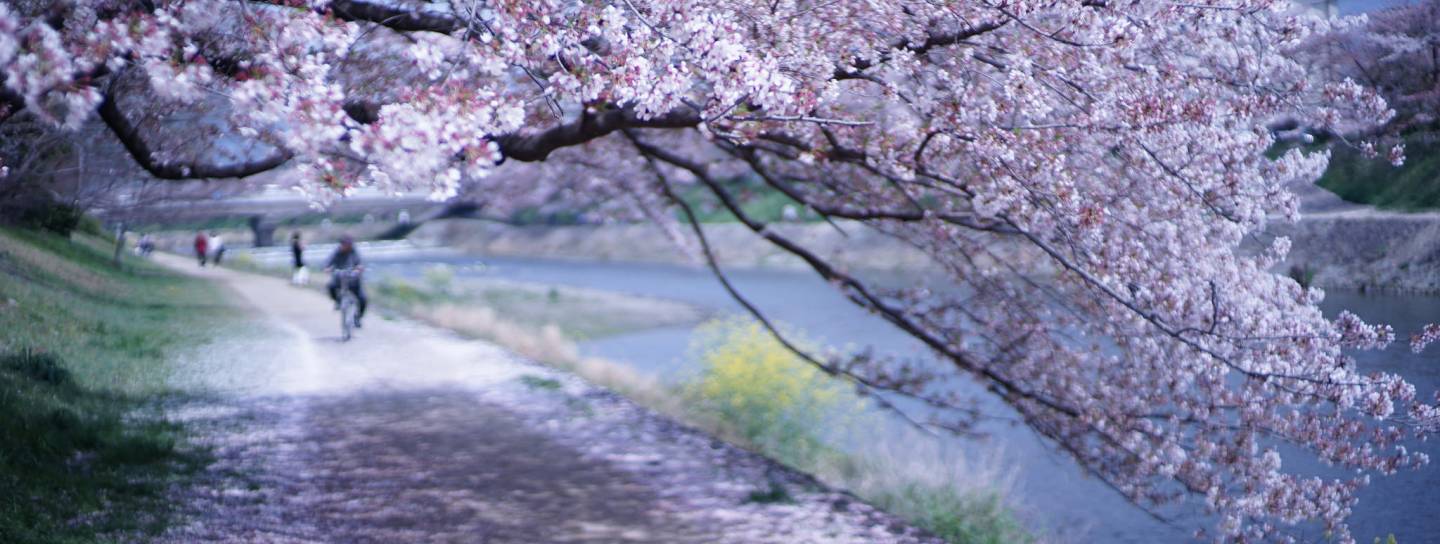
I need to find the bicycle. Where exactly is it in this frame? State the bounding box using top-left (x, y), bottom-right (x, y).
top-left (334, 268), bottom-right (362, 341)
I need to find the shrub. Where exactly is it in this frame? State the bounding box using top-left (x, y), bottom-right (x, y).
top-left (1288, 263), bottom-right (1316, 290)
top-left (74, 215), bottom-right (105, 237)
top-left (683, 318), bottom-right (862, 468)
top-left (1, 349), bottom-right (72, 386)
top-left (681, 319), bottom-right (1035, 543)
top-left (422, 263), bottom-right (455, 293)
top-left (374, 276), bottom-right (435, 306)
top-left (519, 374), bottom-right (562, 391)
top-left (872, 484), bottom-right (1032, 544)
top-left (12, 202), bottom-right (84, 236)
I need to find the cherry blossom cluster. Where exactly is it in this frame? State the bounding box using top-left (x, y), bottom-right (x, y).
top-left (3, 1), bottom-right (1439, 541)
top-left (1301, 0), bottom-right (1440, 140)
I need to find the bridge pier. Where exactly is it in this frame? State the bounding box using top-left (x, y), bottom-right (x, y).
top-left (249, 215), bottom-right (279, 247)
top-left (375, 200), bottom-right (480, 240)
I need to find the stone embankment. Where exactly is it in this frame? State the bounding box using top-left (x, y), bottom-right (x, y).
top-left (1272, 210), bottom-right (1440, 294)
top-left (415, 198), bottom-right (1440, 294)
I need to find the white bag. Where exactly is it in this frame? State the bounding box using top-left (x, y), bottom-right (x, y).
top-left (292, 266), bottom-right (310, 285)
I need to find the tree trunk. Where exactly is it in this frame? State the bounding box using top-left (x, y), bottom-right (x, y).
top-left (112, 222), bottom-right (126, 268)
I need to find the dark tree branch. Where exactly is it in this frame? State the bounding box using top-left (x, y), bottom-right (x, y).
top-left (98, 89), bottom-right (291, 180)
top-left (628, 132), bottom-right (1080, 420)
top-left (493, 106), bottom-right (702, 162)
top-left (0, 86), bottom-right (22, 124)
top-left (242, 0), bottom-right (459, 34)
top-left (723, 142), bottom-right (1017, 233)
top-left (627, 129), bottom-right (976, 435)
top-left (327, 0), bottom-right (461, 33)
top-left (835, 21), bottom-right (1009, 79)
top-left (343, 101), bottom-right (382, 125)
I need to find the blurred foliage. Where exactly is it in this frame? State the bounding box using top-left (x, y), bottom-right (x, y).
top-left (871, 485), bottom-right (1033, 544)
top-left (422, 264), bottom-right (455, 294)
top-left (373, 276), bottom-right (441, 307)
top-left (681, 318), bottom-right (1035, 543)
top-left (676, 176), bottom-right (819, 224)
top-left (683, 318), bottom-right (859, 467)
top-left (12, 201), bottom-right (85, 235)
top-left (1317, 136), bottom-right (1440, 211)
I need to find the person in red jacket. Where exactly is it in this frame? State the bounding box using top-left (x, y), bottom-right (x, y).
top-left (194, 230), bottom-right (208, 267)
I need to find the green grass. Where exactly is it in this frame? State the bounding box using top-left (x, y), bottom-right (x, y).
top-left (1317, 136), bottom-right (1440, 211)
top-left (870, 485), bottom-right (1032, 544)
top-left (505, 180), bottom-right (817, 224)
top-left (519, 374), bottom-right (562, 391)
top-left (682, 319), bottom-right (1034, 543)
top-left (0, 227), bottom-right (232, 543)
top-left (744, 480), bottom-right (796, 505)
top-left (369, 272), bottom-right (701, 341)
top-left (675, 177), bottom-right (820, 223)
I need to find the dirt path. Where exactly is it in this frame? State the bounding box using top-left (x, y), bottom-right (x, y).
top-left (148, 254), bottom-right (935, 543)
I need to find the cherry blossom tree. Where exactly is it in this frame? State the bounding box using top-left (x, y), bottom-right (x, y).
top-left (1303, 0), bottom-right (1440, 141)
top-left (4, 1), bottom-right (1439, 541)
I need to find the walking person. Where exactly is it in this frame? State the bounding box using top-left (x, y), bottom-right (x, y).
top-left (193, 230), bottom-right (208, 266)
top-left (290, 232), bottom-right (309, 285)
top-left (210, 232), bottom-right (226, 266)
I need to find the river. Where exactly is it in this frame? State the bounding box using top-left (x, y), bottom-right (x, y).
top-left (360, 253), bottom-right (1439, 543)
top-left (1335, 0), bottom-right (1417, 14)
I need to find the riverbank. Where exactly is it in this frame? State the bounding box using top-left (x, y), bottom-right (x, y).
top-left (147, 252), bottom-right (949, 543)
top-left (411, 202), bottom-right (1440, 294)
top-left (221, 249), bottom-right (1036, 543)
top-left (0, 228), bottom-right (239, 543)
top-left (1271, 209), bottom-right (1440, 294)
top-left (410, 218), bottom-right (945, 273)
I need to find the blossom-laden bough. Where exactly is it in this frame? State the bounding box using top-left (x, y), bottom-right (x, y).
top-left (3, 0), bottom-right (1438, 541)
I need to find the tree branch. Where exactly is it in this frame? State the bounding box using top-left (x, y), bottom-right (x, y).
top-left (835, 21), bottom-right (1009, 79)
top-left (628, 132), bottom-right (1080, 420)
top-left (98, 89), bottom-right (291, 180)
top-left (326, 0), bottom-right (461, 33)
top-left (493, 106), bottom-right (702, 162)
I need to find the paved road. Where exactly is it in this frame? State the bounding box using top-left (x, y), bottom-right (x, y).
top-left (149, 255), bottom-right (936, 543)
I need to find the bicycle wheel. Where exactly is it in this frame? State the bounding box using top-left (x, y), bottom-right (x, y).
top-left (340, 297), bottom-right (355, 341)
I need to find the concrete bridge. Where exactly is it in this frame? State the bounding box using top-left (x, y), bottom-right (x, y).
top-left (94, 190), bottom-right (478, 246)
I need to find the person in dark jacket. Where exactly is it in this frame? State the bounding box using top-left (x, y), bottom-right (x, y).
top-left (291, 232), bottom-right (305, 270)
top-left (290, 231), bottom-right (309, 285)
top-left (324, 235), bottom-right (367, 326)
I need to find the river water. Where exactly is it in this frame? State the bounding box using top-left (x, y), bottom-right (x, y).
top-left (365, 254), bottom-right (1439, 543)
top-left (1335, 0), bottom-right (1417, 14)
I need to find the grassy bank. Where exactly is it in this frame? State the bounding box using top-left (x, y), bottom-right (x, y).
top-left (373, 265), bottom-right (706, 340)
top-left (1317, 136), bottom-right (1440, 211)
top-left (0, 228), bottom-right (232, 543)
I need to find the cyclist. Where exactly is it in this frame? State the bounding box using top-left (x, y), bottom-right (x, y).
top-left (324, 235), bottom-right (367, 328)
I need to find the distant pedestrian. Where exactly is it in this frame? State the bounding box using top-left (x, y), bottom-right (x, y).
top-left (136, 234), bottom-right (155, 257)
top-left (210, 232), bottom-right (226, 265)
top-left (290, 232), bottom-right (309, 285)
top-left (194, 230), bottom-right (208, 266)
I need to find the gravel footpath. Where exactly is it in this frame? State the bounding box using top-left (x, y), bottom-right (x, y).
top-left (147, 254), bottom-right (939, 543)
